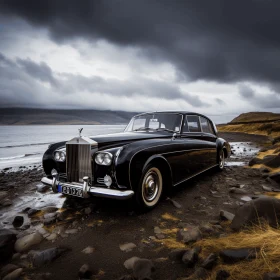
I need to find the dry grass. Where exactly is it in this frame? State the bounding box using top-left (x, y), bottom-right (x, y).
top-left (218, 123), bottom-right (280, 138)
top-left (195, 224), bottom-right (280, 280)
top-left (161, 213), bottom-right (179, 221)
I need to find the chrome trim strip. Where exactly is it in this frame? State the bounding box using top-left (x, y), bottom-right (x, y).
top-left (41, 177), bottom-right (134, 200)
top-left (128, 144), bottom-right (215, 189)
top-left (174, 164), bottom-right (218, 186)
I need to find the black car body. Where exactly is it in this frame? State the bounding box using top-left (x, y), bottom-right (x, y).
top-left (41, 111), bottom-right (231, 209)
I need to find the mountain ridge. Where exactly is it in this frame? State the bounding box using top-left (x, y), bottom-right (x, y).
top-left (0, 108), bottom-right (139, 125)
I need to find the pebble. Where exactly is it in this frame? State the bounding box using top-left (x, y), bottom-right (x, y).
top-left (220, 210), bottom-right (235, 221)
top-left (120, 242), bottom-right (137, 252)
top-left (0, 264), bottom-right (19, 279)
top-left (14, 232), bottom-right (43, 253)
top-left (65, 229), bottom-right (78, 234)
top-left (2, 268), bottom-right (23, 280)
top-left (36, 184), bottom-right (49, 193)
top-left (12, 216), bottom-right (24, 228)
top-left (46, 233), bottom-right (57, 241)
top-left (78, 264), bottom-right (92, 279)
top-left (124, 256), bottom-right (140, 269)
top-left (82, 246), bottom-right (95, 254)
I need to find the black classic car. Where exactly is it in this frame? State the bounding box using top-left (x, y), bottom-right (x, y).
top-left (41, 111), bottom-right (231, 209)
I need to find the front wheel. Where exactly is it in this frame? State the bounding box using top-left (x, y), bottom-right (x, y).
top-left (135, 165), bottom-right (163, 210)
top-left (217, 149), bottom-right (225, 170)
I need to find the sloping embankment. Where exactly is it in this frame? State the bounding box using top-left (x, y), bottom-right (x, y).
top-left (218, 112), bottom-right (280, 138)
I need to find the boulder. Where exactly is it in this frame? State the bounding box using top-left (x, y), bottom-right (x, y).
top-left (2, 268), bottom-right (23, 280)
top-left (219, 248), bottom-right (257, 263)
top-left (78, 264), bottom-right (92, 279)
top-left (31, 247), bottom-right (69, 267)
top-left (177, 226), bottom-right (201, 244)
top-left (168, 249), bottom-right (188, 261)
top-left (248, 157), bottom-right (262, 166)
top-left (201, 253), bottom-right (218, 269)
top-left (14, 231), bottom-right (43, 253)
top-left (133, 259), bottom-right (155, 280)
top-left (229, 188), bottom-right (248, 194)
top-left (118, 275), bottom-right (134, 280)
top-left (12, 216), bottom-right (24, 228)
top-left (262, 155), bottom-right (280, 169)
top-left (181, 249), bottom-right (198, 267)
top-left (216, 270), bottom-right (230, 280)
top-left (0, 229), bottom-right (17, 263)
top-left (269, 173), bottom-right (280, 185)
top-left (231, 197), bottom-right (280, 230)
top-left (220, 210), bottom-right (235, 221)
top-left (263, 273), bottom-right (280, 280)
top-left (190, 267), bottom-right (208, 280)
top-left (0, 264), bottom-right (18, 279)
top-left (273, 136), bottom-right (280, 145)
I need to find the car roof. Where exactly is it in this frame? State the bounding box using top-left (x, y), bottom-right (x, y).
top-left (134, 111), bottom-right (212, 121)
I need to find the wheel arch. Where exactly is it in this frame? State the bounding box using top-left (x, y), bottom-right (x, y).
top-left (130, 153), bottom-right (173, 192)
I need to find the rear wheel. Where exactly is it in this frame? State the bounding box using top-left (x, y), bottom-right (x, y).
top-left (217, 149), bottom-right (225, 170)
top-left (135, 165), bottom-right (163, 209)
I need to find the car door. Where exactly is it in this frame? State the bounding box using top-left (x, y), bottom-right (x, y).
top-left (179, 115), bottom-right (217, 173)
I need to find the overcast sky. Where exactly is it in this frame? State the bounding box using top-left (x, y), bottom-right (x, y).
top-left (0, 0), bottom-right (280, 122)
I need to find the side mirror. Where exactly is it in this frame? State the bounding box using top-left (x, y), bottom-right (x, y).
top-left (172, 133), bottom-right (177, 140)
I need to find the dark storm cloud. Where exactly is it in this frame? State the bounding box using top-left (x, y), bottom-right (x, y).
top-left (238, 83), bottom-right (280, 109)
top-left (1, 0), bottom-right (280, 88)
top-left (0, 53), bottom-right (208, 108)
top-left (238, 84), bottom-right (255, 98)
top-left (17, 58), bottom-right (58, 87)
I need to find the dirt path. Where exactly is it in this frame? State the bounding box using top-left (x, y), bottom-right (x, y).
top-left (0, 132), bottom-right (276, 280)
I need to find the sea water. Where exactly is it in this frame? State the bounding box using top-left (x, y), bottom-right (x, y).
top-left (0, 125), bottom-right (125, 170)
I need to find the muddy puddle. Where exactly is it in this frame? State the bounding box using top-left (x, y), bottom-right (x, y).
top-left (226, 142), bottom-right (260, 167)
top-left (0, 188), bottom-right (66, 230)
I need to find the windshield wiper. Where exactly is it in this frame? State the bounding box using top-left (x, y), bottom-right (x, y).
top-left (133, 127), bottom-right (155, 131)
top-left (155, 128), bottom-right (175, 133)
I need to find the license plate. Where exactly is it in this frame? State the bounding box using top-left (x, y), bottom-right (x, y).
top-left (58, 185), bottom-right (83, 197)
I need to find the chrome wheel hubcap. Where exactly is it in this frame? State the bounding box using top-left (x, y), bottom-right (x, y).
top-left (143, 169), bottom-right (161, 202)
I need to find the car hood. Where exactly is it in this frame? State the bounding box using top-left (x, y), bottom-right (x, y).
top-left (89, 131), bottom-right (169, 148)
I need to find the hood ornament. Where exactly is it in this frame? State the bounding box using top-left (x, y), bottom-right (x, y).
top-left (78, 128), bottom-right (83, 137)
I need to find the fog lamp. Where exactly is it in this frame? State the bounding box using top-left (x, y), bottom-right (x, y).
top-left (104, 175), bottom-right (112, 187)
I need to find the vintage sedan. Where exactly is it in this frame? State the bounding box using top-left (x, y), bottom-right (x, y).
top-left (41, 111), bottom-right (231, 209)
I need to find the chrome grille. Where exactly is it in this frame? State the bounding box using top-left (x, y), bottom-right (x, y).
top-left (66, 143), bottom-right (92, 183)
top-left (97, 177), bottom-right (105, 185)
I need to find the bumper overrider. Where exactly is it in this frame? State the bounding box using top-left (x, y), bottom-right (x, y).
top-left (41, 174), bottom-right (134, 200)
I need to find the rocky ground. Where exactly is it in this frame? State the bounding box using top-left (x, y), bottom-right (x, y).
top-left (1, 132), bottom-right (280, 280)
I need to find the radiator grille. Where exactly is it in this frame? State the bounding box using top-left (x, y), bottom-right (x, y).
top-left (66, 143), bottom-right (92, 183)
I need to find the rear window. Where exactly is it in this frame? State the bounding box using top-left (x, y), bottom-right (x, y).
top-left (200, 117), bottom-right (214, 134)
top-left (184, 115), bottom-right (202, 132)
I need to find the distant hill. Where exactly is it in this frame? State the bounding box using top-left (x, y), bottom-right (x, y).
top-left (230, 112), bottom-right (280, 124)
top-left (218, 112), bottom-right (280, 138)
top-left (0, 108), bottom-right (139, 125)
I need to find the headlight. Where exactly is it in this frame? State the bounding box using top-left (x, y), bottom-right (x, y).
top-left (95, 152), bottom-right (113, 166)
top-left (54, 151), bottom-right (66, 162)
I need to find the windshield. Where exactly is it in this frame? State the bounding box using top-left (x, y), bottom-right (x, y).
top-left (124, 113), bottom-right (183, 133)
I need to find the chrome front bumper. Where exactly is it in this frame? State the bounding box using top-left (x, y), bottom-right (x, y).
top-left (41, 176), bottom-right (134, 200)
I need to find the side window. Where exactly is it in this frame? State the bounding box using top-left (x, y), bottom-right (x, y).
top-left (200, 117), bottom-right (214, 134)
top-left (186, 115), bottom-right (201, 132)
